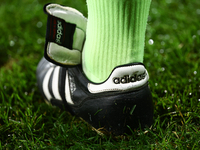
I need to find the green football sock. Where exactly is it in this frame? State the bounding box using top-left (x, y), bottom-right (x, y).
top-left (82, 0), bottom-right (151, 83)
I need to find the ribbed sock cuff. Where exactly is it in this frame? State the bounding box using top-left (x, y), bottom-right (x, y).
top-left (83, 0), bottom-right (151, 83)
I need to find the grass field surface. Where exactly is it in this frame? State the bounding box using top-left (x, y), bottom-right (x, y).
top-left (0, 0), bottom-right (200, 149)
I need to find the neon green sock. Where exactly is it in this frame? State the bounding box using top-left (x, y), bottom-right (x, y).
top-left (83, 0), bottom-right (151, 83)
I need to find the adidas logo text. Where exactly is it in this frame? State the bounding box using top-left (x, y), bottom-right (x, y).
top-left (113, 72), bottom-right (146, 84)
top-left (56, 20), bottom-right (63, 44)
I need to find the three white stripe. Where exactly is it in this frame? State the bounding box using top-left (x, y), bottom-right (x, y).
top-left (42, 67), bottom-right (54, 101)
top-left (42, 66), bottom-right (74, 104)
top-left (52, 67), bottom-right (62, 101)
top-left (65, 70), bottom-right (74, 104)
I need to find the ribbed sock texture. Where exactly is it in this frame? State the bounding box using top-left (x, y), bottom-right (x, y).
top-left (83, 0), bottom-right (151, 83)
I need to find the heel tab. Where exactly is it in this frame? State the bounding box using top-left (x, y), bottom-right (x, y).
top-left (88, 64), bottom-right (149, 93)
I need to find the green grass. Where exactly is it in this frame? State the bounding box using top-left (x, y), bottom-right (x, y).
top-left (0, 0), bottom-right (200, 149)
